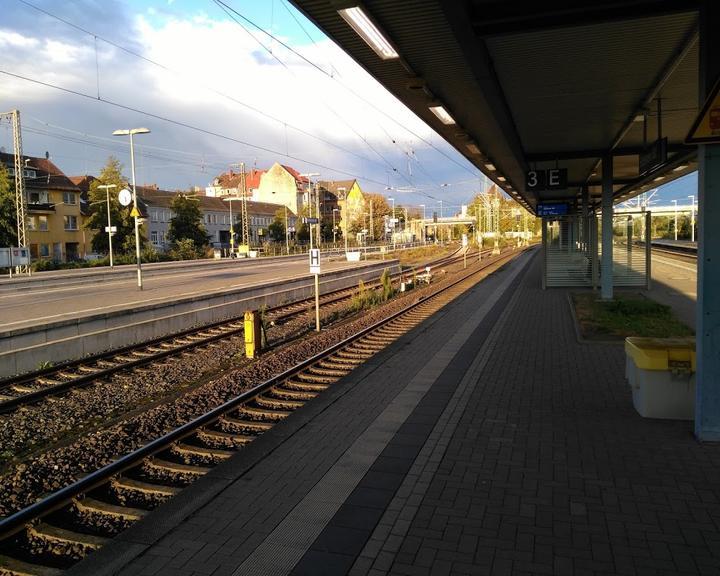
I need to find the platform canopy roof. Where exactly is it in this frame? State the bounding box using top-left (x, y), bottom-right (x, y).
top-left (290, 0), bottom-right (701, 213)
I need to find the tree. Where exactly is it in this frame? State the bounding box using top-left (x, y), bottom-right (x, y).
top-left (268, 209), bottom-right (286, 243)
top-left (357, 193), bottom-right (391, 240)
top-left (167, 194), bottom-right (208, 251)
top-left (86, 157), bottom-right (139, 255)
top-left (0, 162), bottom-right (17, 247)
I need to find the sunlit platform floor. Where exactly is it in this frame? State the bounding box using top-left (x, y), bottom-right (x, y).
top-left (69, 249), bottom-right (720, 576)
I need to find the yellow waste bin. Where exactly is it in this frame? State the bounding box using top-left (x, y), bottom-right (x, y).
top-left (624, 337), bottom-right (695, 419)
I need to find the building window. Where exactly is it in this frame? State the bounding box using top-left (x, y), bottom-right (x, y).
top-left (151, 210), bottom-right (158, 223)
top-left (64, 215), bottom-right (78, 230)
top-left (29, 190), bottom-right (49, 204)
top-left (38, 215), bottom-right (48, 231)
top-left (39, 243), bottom-right (50, 257)
top-left (160, 232), bottom-right (165, 244)
top-left (23, 169), bottom-right (36, 179)
top-left (27, 216), bottom-right (36, 231)
top-left (151, 231), bottom-right (158, 244)
top-left (62, 191), bottom-right (77, 204)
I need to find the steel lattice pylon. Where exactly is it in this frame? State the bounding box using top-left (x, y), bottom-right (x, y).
top-left (1, 109), bottom-right (29, 274)
top-left (239, 163), bottom-right (250, 248)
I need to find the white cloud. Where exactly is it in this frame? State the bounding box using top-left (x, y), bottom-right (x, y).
top-left (0, 5), bottom-right (480, 204)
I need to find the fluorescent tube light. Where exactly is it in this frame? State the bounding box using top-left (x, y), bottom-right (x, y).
top-left (484, 163), bottom-right (496, 171)
top-left (338, 7), bottom-right (399, 60)
top-left (673, 164), bottom-right (688, 172)
top-left (497, 176), bottom-right (506, 182)
top-left (428, 105), bottom-right (456, 125)
top-left (466, 142), bottom-right (481, 154)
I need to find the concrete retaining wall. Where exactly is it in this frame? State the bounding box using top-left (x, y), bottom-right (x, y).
top-left (0, 261), bottom-right (399, 377)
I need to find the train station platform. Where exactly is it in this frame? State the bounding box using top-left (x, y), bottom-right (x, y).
top-left (70, 250), bottom-right (720, 576)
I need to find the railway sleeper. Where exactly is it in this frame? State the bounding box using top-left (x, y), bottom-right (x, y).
top-left (110, 477), bottom-right (179, 509)
top-left (170, 443), bottom-right (234, 466)
top-left (294, 372), bottom-right (336, 385)
top-left (71, 497), bottom-right (148, 535)
top-left (11, 385), bottom-right (37, 395)
top-left (75, 366), bottom-right (100, 374)
top-left (306, 366), bottom-right (349, 377)
top-left (266, 387), bottom-right (318, 401)
top-left (236, 405), bottom-right (290, 422)
top-left (323, 356), bottom-right (363, 367)
top-left (254, 395), bottom-right (305, 411)
top-left (26, 522), bottom-right (107, 561)
top-left (282, 380), bottom-right (328, 393)
top-left (141, 458), bottom-right (210, 485)
top-left (0, 553), bottom-right (64, 576)
top-left (336, 347), bottom-right (374, 358)
top-left (360, 335), bottom-right (396, 345)
top-left (217, 416), bottom-right (272, 435)
top-left (197, 428), bottom-right (255, 449)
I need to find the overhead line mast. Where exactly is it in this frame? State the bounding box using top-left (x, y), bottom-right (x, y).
top-left (1, 109), bottom-right (29, 274)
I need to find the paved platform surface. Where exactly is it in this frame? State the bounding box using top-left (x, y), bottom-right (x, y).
top-left (70, 250), bottom-right (720, 576)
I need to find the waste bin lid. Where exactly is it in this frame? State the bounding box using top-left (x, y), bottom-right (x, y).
top-left (625, 337), bottom-right (695, 371)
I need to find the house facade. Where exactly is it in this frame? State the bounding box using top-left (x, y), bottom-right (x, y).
top-left (138, 187), bottom-right (296, 251)
top-left (319, 179), bottom-right (365, 237)
top-left (1, 152), bottom-right (88, 262)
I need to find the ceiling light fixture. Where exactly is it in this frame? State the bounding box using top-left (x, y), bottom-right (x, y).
top-left (497, 176), bottom-right (506, 182)
top-left (673, 164), bottom-right (689, 172)
top-left (338, 6), bottom-right (399, 60)
top-left (466, 142), bottom-right (481, 154)
top-left (484, 163), bottom-right (496, 171)
top-left (653, 176), bottom-right (665, 182)
top-left (428, 104), bottom-right (456, 125)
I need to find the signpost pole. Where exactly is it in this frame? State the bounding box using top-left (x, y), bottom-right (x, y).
top-left (315, 273), bottom-right (321, 332)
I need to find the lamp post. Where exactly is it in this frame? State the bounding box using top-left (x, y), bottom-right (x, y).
top-left (113, 127), bottom-right (150, 289)
top-left (222, 197), bottom-right (239, 256)
top-left (419, 204), bottom-right (425, 243)
top-left (388, 196), bottom-right (395, 250)
top-left (284, 204), bottom-right (289, 254)
top-left (98, 184), bottom-right (117, 268)
top-left (688, 195), bottom-right (695, 243)
top-left (332, 208), bottom-right (339, 245)
top-left (671, 199), bottom-right (678, 241)
top-left (300, 173), bottom-right (320, 250)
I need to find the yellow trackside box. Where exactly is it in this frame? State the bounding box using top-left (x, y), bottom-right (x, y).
top-left (624, 337), bottom-right (696, 420)
top-left (244, 310), bottom-right (263, 359)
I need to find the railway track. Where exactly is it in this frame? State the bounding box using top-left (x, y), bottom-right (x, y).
top-left (0, 248), bottom-right (470, 414)
top-left (0, 247), bottom-right (523, 575)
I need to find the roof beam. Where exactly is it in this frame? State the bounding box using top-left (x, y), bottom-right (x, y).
top-left (525, 143), bottom-right (694, 162)
top-left (470, 0), bottom-right (700, 37)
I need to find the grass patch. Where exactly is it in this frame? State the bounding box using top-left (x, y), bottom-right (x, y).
top-left (572, 292), bottom-right (694, 341)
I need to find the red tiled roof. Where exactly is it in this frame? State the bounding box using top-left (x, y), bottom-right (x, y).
top-left (0, 152), bottom-right (81, 191)
top-left (281, 164), bottom-right (309, 184)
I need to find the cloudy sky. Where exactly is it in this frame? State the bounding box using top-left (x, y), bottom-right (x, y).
top-left (0, 0), bottom-right (696, 211)
top-left (0, 0), bottom-right (493, 211)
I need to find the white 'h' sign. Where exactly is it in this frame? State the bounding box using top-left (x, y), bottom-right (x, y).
top-left (309, 248), bottom-right (321, 274)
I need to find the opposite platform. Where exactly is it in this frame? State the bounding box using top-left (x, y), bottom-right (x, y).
top-left (69, 250), bottom-right (720, 576)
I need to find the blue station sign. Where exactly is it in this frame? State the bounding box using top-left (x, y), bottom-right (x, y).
top-left (537, 203), bottom-right (569, 217)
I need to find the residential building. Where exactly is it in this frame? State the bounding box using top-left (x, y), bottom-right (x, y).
top-left (319, 179), bottom-right (365, 237)
top-left (254, 163), bottom-right (307, 216)
top-left (1, 152), bottom-right (87, 262)
top-left (138, 187), bottom-right (296, 251)
top-left (206, 168), bottom-right (264, 198)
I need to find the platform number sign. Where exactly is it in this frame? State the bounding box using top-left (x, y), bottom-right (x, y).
top-left (309, 248), bottom-right (321, 274)
top-left (526, 168), bottom-right (567, 191)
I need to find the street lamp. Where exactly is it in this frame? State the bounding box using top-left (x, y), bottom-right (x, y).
top-left (419, 204), bottom-right (426, 243)
top-left (671, 199), bottom-right (678, 241)
top-left (98, 184), bottom-right (117, 268)
top-left (113, 127), bottom-right (150, 289)
top-left (688, 195), bottom-right (695, 243)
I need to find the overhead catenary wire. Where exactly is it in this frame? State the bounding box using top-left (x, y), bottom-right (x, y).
top-left (10, 0), bottom-right (480, 201)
